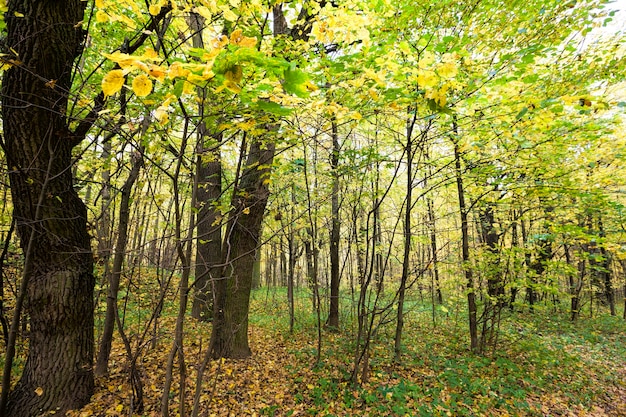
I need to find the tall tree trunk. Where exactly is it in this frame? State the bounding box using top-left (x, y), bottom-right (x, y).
top-left (452, 122), bottom-right (478, 353)
top-left (189, 12), bottom-right (223, 322)
top-left (0, 1), bottom-right (95, 415)
top-left (327, 119), bottom-right (341, 329)
top-left (192, 129), bottom-right (222, 321)
top-left (480, 205), bottom-right (502, 298)
top-left (95, 149), bottom-right (143, 376)
top-left (209, 138), bottom-right (275, 358)
top-left (395, 107), bottom-right (417, 361)
top-left (597, 219), bottom-right (615, 316)
top-left (528, 209), bottom-right (553, 312)
top-left (621, 260), bottom-right (626, 320)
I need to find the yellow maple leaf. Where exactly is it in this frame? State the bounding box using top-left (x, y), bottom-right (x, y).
top-left (131, 74), bottom-right (152, 97)
top-left (102, 69), bottom-right (125, 97)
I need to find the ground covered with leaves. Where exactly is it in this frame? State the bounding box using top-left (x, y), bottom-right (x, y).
top-left (58, 291), bottom-right (626, 416)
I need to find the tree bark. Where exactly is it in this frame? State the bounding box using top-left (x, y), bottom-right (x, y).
top-left (188, 11), bottom-right (223, 322)
top-left (1, 1), bottom-right (95, 415)
top-left (209, 138), bottom-right (275, 358)
top-left (452, 122), bottom-right (478, 353)
top-left (327, 119), bottom-right (341, 329)
top-left (95, 149), bottom-right (143, 376)
top-left (395, 107), bottom-right (417, 361)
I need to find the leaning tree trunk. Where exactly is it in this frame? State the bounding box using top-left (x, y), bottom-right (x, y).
top-left (0, 1), bottom-right (95, 415)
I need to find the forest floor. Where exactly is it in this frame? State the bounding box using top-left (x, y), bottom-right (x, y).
top-left (58, 289), bottom-right (626, 416)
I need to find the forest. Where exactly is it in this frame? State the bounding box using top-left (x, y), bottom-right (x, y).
top-left (0, 0), bottom-right (625, 416)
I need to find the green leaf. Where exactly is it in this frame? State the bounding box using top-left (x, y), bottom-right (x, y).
top-left (255, 100), bottom-right (293, 116)
top-left (283, 67), bottom-right (309, 98)
top-left (173, 80), bottom-right (185, 98)
top-left (515, 107), bottom-right (529, 120)
top-left (522, 74), bottom-right (539, 83)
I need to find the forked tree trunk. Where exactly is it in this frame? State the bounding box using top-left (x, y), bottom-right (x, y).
top-left (1, 1), bottom-right (95, 415)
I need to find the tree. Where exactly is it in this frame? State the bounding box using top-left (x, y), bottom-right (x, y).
top-left (209, 136), bottom-right (276, 358)
top-left (0, 1), bottom-right (95, 415)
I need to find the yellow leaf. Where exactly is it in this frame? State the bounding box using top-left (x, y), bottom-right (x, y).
top-left (437, 61), bottom-right (458, 79)
top-left (95, 10), bottom-right (108, 23)
top-left (212, 35), bottom-right (229, 49)
top-left (149, 4), bottom-right (161, 16)
top-left (148, 65), bottom-right (166, 82)
top-left (102, 69), bottom-right (125, 97)
top-left (230, 29), bottom-right (257, 48)
top-left (425, 89), bottom-right (447, 106)
top-left (222, 7), bottom-right (237, 22)
top-left (154, 105), bottom-right (169, 124)
top-left (417, 70), bottom-right (438, 88)
top-left (194, 6), bottom-right (213, 20)
top-left (230, 29), bottom-right (243, 44)
top-left (35, 387), bottom-right (44, 396)
top-left (14, 11), bottom-right (24, 17)
top-left (219, 80), bottom-right (241, 93)
top-left (242, 207), bottom-right (250, 215)
top-left (132, 74), bottom-right (152, 97)
top-left (167, 61), bottom-right (189, 79)
top-left (224, 65), bottom-right (243, 84)
top-left (115, 404), bottom-right (123, 412)
top-left (418, 51), bottom-right (435, 69)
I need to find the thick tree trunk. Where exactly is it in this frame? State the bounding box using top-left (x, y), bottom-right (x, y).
top-left (192, 132), bottom-right (222, 321)
top-left (188, 12), bottom-right (223, 322)
top-left (210, 138), bottom-right (275, 358)
top-left (1, 1), bottom-right (95, 415)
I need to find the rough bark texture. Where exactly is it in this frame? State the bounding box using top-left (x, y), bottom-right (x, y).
top-left (210, 138), bottom-right (275, 358)
top-left (192, 134), bottom-right (222, 321)
top-left (188, 12), bottom-right (223, 322)
top-left (1, 0), bottom-right (95, 415)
